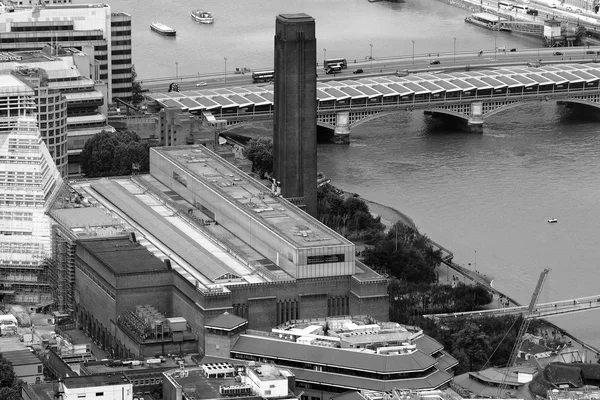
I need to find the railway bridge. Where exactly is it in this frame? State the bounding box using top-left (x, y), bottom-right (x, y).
top-left (145, 62), bottom-right (600, 143)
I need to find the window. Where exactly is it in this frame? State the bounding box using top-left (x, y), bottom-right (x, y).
top-left (96, 393), bottom-right (103, 397)
top-left (37, 365), bottom-right (42, 373)
top-left (265, 391), bottom-right (271, 396)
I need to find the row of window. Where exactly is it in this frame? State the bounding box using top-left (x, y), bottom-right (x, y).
top-left (111, 21), bottom-right (132, 27)
top-left (113, 30), bottom-right (131, 36)
top-left (112, 40), bottom-right (132, 46)
top-left (0, 35), bottom-right (104, 43)
top-left (11, 25), bottom-right (73, 32)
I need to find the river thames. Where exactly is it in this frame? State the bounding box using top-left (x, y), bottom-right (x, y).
top-left (81, 0), bottom-right (600, 352)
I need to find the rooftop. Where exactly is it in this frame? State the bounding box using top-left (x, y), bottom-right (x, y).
top-left (62, 373), bottom-right (131, 389)
top-left (2, 349), bottom-right (42, 366)
top-left (206, 312), bottom-right (248, 331)
top-left (155, 146), bottom-right (353, 249)
top-left (78, 237), bottom-right (170, 275)
top-left (230, 317), bottom-right (456, 375)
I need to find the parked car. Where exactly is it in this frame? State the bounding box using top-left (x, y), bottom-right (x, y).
top-left (353, 68), bottom-right (364, 74)
top-left (586, 50), bottom-right (596, 54)
top-left (196, 82), bottom-right (207, 87)
top-left (430, 60), bottom-right (441, 65)
top-left (510, 48), bottom-right (517, 52)
top-left (553, 51), bottom-right (564, 56)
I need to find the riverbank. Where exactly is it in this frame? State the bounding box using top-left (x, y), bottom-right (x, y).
top-left (339, 183), bottom-right (600, 357)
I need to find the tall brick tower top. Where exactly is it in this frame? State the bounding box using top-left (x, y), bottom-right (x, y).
top-left (273, 13), bottom-right (318, 217)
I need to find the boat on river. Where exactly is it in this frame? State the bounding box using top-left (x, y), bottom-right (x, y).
top-left (191, 10), bottom-right (214, 24)
top-left (547, 218), bottom-right (558, 223)
top-left (464, 12), bottom-right (511, 31)
top-left (150, 22), bottom-right (176, 36)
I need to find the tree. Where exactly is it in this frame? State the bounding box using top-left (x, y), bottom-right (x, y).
top-left (451, 321), bottom-right (493, 373)
top-left (243, 137), bottom-right (273, 178)
top-left (131, 65), bottom-right (145, 105)
top-left (80, 130), bottom-right (152, 177)
top-left (0, 354), bottom-right (21, 400)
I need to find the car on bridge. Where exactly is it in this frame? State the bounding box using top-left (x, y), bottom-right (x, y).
top-left (553, 51), bottom-right (564, 56)
top-left (586, 50), bottom-right (596, 55)
top-left (430, 60), bottom-right (440, 65)
top-left (353, 68), bottom-right (364, 74)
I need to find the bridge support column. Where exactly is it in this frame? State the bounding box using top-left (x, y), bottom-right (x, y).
top-left (467, 101), bottom-right (484, 133)
top-left (333, 111), bottom-right (350, 144)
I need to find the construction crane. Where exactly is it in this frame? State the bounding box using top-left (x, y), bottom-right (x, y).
top-left (497, 268), bottom-right (550, 398)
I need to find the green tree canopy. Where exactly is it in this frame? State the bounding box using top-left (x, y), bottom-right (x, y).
top-left (80, 130), bottom-right (152, 177)
top-left (243, 137), bottom-right (273, 178)
top-left (0, 354), bottom-right (21, 399)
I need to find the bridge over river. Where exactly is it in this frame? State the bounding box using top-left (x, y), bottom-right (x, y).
top-left (145, 61), bottom-right (600, 143)
top-left (428, 295), bottom-right (600, 320)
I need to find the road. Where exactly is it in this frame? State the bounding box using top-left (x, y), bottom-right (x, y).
top-left (140, 46), bottom-right (600, 93)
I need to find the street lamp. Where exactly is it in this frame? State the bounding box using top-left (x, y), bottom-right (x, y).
top-left (453, 37), bottom-right (456, 62)
top-left (412, 40), bottom-right (415, 64)
top-left (224, 57), bottom-right (227, 83)
top-left (323, 48), bottom-right (327, 66)
top-left (369, 44), bottom-right (373, 69)
top-left (494, 36), bottom-right (497, 60)
top-left (175, 61), bottom-right (179, 81)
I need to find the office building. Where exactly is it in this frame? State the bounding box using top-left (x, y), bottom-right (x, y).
top-left (273, 14), bottom-right (318, 216)
top-left (2, 48), bottom-right (113, 176)
top-left (0, 72), bottom-right (63, 305)
top-left (0, 3), bottom-right (133, 102)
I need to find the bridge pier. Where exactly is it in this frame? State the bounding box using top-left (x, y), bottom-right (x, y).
top-left (467, 101), bottom-right (484, 133)
top-left (333, 111), bottom-right (350, 144)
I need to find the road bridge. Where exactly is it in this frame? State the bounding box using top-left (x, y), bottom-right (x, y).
top-left (427, 295), bottom-right (600, 319)
top-left (145, 62), bottom-right (600, 143)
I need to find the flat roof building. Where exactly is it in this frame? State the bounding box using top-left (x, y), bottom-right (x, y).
top-left (62, 144), bottom-right (388, 357)
top-left (0, 3), bottom-right (133, 102)
top-left (2, 349), bottom-right (44, 384)
top-left (2, 48), bottom-right (114, 176)
top-left (163, 363), bottom-right (298, 400)
top-left (202, 316), bottom-right (457, 400)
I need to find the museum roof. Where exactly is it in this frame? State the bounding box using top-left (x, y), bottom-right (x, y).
top-left (153, 145), bottom-right (353, 249)
top-left (78, 236), bottom-right (170, 275)
top-left (89, 179), bottom-right (242, 282)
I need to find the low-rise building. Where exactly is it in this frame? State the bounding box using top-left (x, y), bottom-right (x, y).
top-left (2, 349), bottom-right (44, 384)
top-left (162, 362), bottom-right (298, 400)
top-left (58, 374), bottom-right (134, 400)
top-left (204, 315), bottom-right (458, 399)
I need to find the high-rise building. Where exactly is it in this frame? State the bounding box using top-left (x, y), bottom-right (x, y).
top-left (2, 48), bottom-right (114, 176)
top-left (273, 13), bottom-right (318, 217)
top-left (0, 3), bottom-right (133, 102)
top-left (0, 71), bottom-right (63, 305)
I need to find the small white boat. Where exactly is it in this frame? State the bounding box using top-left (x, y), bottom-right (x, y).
top-left (547, 218), bottom-right (558, 223)
top-left (191, 10), bottom-right (214, 24)
top-left (150, 22), bottom-right (176, 36)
